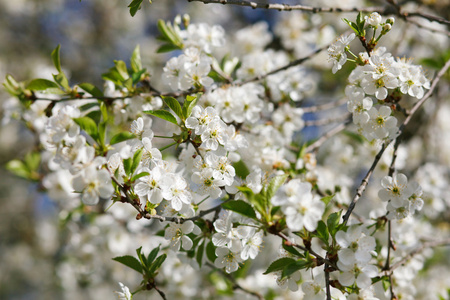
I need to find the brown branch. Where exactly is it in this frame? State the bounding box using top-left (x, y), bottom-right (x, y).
top-left (324, 263), bottom-right (332, 300)
top-left (154, 286), bottom-right (167, 300)
top-left (405, 11), bottom-right (450, 26)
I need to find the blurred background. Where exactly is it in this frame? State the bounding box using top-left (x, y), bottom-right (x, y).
top-left (1, 0), bottom-right (449, 299)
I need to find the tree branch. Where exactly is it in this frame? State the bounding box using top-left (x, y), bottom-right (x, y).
top-left (187, 0), bottom-right (383, 13)
top-left (304, 119), bottom-right (352, 153)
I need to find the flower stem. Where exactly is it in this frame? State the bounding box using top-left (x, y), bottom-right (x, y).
top-left (159, 141), bottom-right (178, 151)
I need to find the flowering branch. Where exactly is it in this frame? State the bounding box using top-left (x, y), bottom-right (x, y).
top-left (343, 57), bottom-right (450, 225)
top-left (304, 119), bottom-right (351, 153)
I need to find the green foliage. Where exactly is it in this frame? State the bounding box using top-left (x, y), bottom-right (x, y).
top-left (183, 93), bottom-right (201, 119)
top-left (263, 257), bottom-right (296, 274)
top-left (157, 19), bottom-right (183, 53)
top-left (26, 79), bottom-right (59, 91)
top-left (222, 200), bottom-right (258, 220)
top-left (112, 255), bottom-right (144, 273)
top-left (162, 96), bottom-right (184, 121)
top-left (110, 132), bottom-right (137, 145)
top-left (73, 116), bottom-right (99, 142)
top-left (78, 82), bottom-right (104, 98)
top-left (6, 151), bottom-right (41, 181)
top-left (143, 110), bottom-right (178, 125)
top-left (343, 12), bottom-right (366, 36)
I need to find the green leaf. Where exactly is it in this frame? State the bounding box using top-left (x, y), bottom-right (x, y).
top-left (112, 255), bottom-right (143, 274)
top-left (98, 121), bottom-right (106, 146)
top-left (282, 260), bottom-right (308, 278)
top-left (233, 160), bottom-right (250, 179)
top-left (222, 200), bottom-right (257, 220)
top-left (327, 211), bottom-right (342, 237)
top-left (342, 130), bottom-right (366, 144)
top-left (263, 257), bottom-right (296, 274)
top-left (136, 246), bottom-right (147, 268)
top-left (131, 68), bottom-right (147, 84)
top-left (147, 246), bottom-right (160, 266)
top-left (110, 132), bottom-right (136, 145)
top-left (282, 243), bottom-right (302, 257)
top-left (73, 116), bottom-right (99, 141)
top-left (131, 45), bottom-right (142, 73)
top-left (206, 241), bottom-right (217, 263)
top-left (79, 102), bottom-right (100, 112)
top-left (148, 254), bottom-right (167, 274)
top-left (53, 72), bottom-right (70, 91)
top-left (316, 221), bottom-right (329, 246)
top-left (196, 240), bottom-right (205, 268)
top-left (102, 68), bottom-right (125, 85)
top-left (24, 151), bottom-right (41, 172)
top-left (26, 79), bottom-right (59, 91)
top-left (128, 0), bottom-right (144, 16)
top-left (123, 157), bottom-right (132, 176)
top-left (143, 110), bottom-right (178, 125)
top-left (114, 60), bottom-right (130, 80)
top-left (4, 74), bottom-right (23, 96)
top-left (78, 83), bottom-right (104, 98)
top-left (342, 18), bottom-right (360, 35)
top-left (51, 45), bottom-right (62, 73)
top-left (183, 93), bottom-right (201, 119)
top-left (130, 148), bottom-right (143, 176)
top-left (265, 174), bottom-right (289, 202)
top-left (321, 194), bottom-right (334, 206)
top-left (162, 96), bottom-right (184, 121)
top-left (157, 44), bottom-right (182, 53)
top-left (131, 172), bottom-right (150, 182)
top-left (6, 160), bottom-right (30, 179)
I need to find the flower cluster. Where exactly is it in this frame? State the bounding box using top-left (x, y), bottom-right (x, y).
top-left (378, 173), bottom-right (424, 219)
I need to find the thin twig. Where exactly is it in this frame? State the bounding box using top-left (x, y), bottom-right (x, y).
top-left (277, 232), bottom-right (338, 269)
top-left (187, 0), bottom-right (383, 13)
top-left (301, 97), bottom-right (347, 113)
top-left (389, 238), bottom-right (450, 272)
top-left (154, 286), bottom-right (167, 300)
top-left (304, 113), bottom-right (351, 127)
top-left (239, 44), bottom-right (329, 85)
top-left (304, 119), bottom-right (352, 153)
top-left (206, 263), bottom-right (264, 300)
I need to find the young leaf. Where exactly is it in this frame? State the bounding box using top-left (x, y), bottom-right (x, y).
top-left (51, 45), bottom-right (62, 73)
top-left (112, 255), bottom-right (143, 274)
top-left (196, 240), bottom-right (205, 268)
top-left (123, 157), bottom-right (132, 176)
top-left (157, 44), bottom-right (182, 53)
top-left (130, 148), bottom-right (143, 176)
top-left (263, 257), bottom-right (296, 274)
top-left (162, 96), bottom-right (184, 120)
top-left (342, 18), bottom-right (360, 35)
top-left (114, 60), bottom-right (130, 80)
top-left (78, 83), bottom-right (104, 98)
top-left (183, 93), bottom-right (201, 119)
top-left (206, 241), bottom-right (217, 263)
top-left (147, 246), bottom-right (160, 266)
top-left (131, 172), bottom-right (150, 182)
top-left (136, 246), bottom-right (147, 268)
top-left (53, 72), bottom-right (70, 91)
top-left (143, 110), bottom-right (178, 125)
top-left (265, 174), bottom-right (289, 202)
top-left (6, 160), bottom-right (30, 179)
top-left (73, 116), bottom-right (99, 141)
top-left (327, 211), bottom-right (342, 237)
top-left (221, 200), bottom-right (257, 220)
top-left (315, 221), bottom-right (329, 246)
top-left (128, 0), bottom-right (144, 17)
top-left (130, 45), bottom-right (142, 73)
top-left (110, 132), bottom-right (136, 145)
top-left (282, 260), bottom-right (308, 278)
top-left (321, 194), bottom-right (334, 206)
top-left (148, 254), bottom-right (167, 274)
top-left (26, 79), bottom-right (59, 91)
top-left (282, 243), bottom-right (302, 257)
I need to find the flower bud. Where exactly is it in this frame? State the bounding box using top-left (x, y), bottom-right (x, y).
top-left (183, 14), bottom-right (190, 27)
top-left (382, 24), bottom-right (392, 33)
top-left (174, 14), bottom-right (181, 25)
top-left (386, 17), bottom-right (395, 25)
top-left (365, 12), bottom-right (382, 27)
